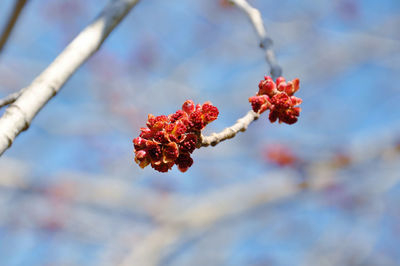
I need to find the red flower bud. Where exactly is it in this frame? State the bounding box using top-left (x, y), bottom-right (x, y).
top-left (176, 153), bottom-right (194, 173)
top-left (139, 128), bottom-right (152, 139)
top-left (133, 137), bottom-right (146, 149)
top-left (182, 100), bottom-right (195, 114)
top-left (134, 150), bottom-right (150, 168)
top-left (163, 142), bottom-right (179, 162)
top-left (275, 77), bottom-right (286, 86)
top-left (249, 95), bottom-right (270, 114)
top-left (152, 162), bottom-right (174, 173)
top-left (179, 133), bottom-right (198, 153)
top-left (189, 110), bottom-right (205, 131)
top-left (259, 77), bottom-right (277, 97)
top-left (201, 103), bottom-right (219, 124)
top-left (169, 110), bottom-right (187, 123)
top-left (277, 81), bottom-right (287, 92)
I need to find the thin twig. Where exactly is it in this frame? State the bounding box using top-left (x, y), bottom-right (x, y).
top-left (0, 0), bottom-right (140, 156)
top-left (229, 0), bottom-right (282, 79)
top-left (0, 89), bottom-right (24, 108)
top-left (119, 172), bottom-right (301, 266)
top-left (201, 0), bottom-right (279, 147)
top-left (0, 0), bottom-right (29, 54)
top-left (201, 110), bottom-right (259, 147)
top-left (120, 137), bottom-right (400, 265)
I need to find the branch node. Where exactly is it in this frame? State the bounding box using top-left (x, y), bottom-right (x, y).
top-left (260, 37), bottom-right (273, 50)
top-left (9, 104), bottom-right (30, 131)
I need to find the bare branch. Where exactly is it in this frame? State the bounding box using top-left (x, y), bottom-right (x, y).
top-left (201, 110), bottom-right (259, 147)
top-left (201, 0), bottom-right (280, 147)
top-left (0, 0), bottom-right (140, 156)
top-left (121, 135), bottom-right (400, 265)
top-left (0, 88), bottom-right (24, 108)
top-left (229, 0), bottom-right (282, 79)
top-left (0, 0), bottom-right (29, 54)
top-left (119, 172), bottom-right (302, 266)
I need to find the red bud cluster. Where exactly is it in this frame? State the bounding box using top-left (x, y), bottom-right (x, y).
top-left (249, 76), bottom-right (302, 125)
top-left (133, 100), bottom-right (219, 173)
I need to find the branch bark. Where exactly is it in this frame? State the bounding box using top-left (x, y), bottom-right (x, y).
top-left (0, 0), bottom-right (29, 54)
top-left (229, 0), bottom-right (282, 79)
top-left (0, 0), bottom-right (140, 156)
top-left (201, 110), bottom-right (259, 147)
top-left (201, 0), bottom-right (280, 147)
top-left (0, 89), bottom-right (24, 108)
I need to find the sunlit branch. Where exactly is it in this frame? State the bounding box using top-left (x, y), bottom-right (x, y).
top-left (201, 0), bottom-right (280, 147)
top-left (0, 0), bottom-right (140, 156)
top-left (229, 0), bottom-right (282, 79)
top-left (0, 89), bottom-right (24, 108)
top-left (201, 110), bottom-right (259, 147)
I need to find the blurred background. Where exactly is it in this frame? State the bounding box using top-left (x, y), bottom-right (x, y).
top-left (0, 0), bottom-right (400, 265)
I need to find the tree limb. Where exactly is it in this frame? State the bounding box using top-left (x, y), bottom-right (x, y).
top-left (201, 0), bottom-right (280, 147)
top-left (119, 172), bottom-right (302, 266)
top-left (0, 0), bottom-right (140, 156)
top-left (0, 0), bottom-right (29, 54)
top-left (0, 88), bottom-right (24, 108)
top-left (229, 0), bottom-right (282, 79)
top-left (121, 137), bottom-right (400, 265)
top-left (201, 110), bottom-right (259, 147)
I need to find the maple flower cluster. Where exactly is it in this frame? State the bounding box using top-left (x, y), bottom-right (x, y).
top-left (249, 76), bottom-right (302, 124)
top-left (133, 100), bottom-right (219, 173)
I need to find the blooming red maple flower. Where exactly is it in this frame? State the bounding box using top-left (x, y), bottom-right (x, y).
top-left (133, 100), bottom-right (219, 173)
top-left (249, 76), bottom-right (302, 125)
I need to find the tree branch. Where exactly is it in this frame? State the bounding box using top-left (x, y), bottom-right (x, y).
top-left (229, 0), bottom-right (282, 79)
top-left (119, 172), bottom-right (302, 266)
top-left (121, 135), bottom-right (400, 265)
top-left (0, 0), bottom-right (140, 156)
top-left (201, 110), bottom-right (259, 147)
top-left (201, 0), bottom-right (280, 147)
top-left (0, 89), bottom-right (24, 108)
top-left (0, 0), bottom-right (29, 54)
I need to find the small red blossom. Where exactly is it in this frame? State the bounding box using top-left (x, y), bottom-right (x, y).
top-left (179, 133), bottom-right (198, 154)
top-left (249, 76), bottom-right (302, 125)
top-left (182, 100), bottom-right (195, 114)
top-left (248, 95), bottom-right (270, 114)
top-left (189, 110), bottom-right (205, 131)
top-left (176, 152), bottom-right (194, 172)
top-left (258, 76), bottom-right (276, 97)
top-left (201, 102), bottom-right (219, 123)
top-left (133, 100), bottom-right (219, 173)
top-left (169, 110), bottom-right (187, 123)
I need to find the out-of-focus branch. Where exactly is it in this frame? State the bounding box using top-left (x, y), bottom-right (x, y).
top-left (119, 172), bottom-right (302, 266)
top-left (201, 0), bottom-right (280, 147)
top-left (0, 0), bottom-right (29, 54)
top-left (0, 0), bottom-right (140, 156)
top-left (229, 0), bottom-right (282, 79)
top-left (120, 137), bottom-right (400, 265)
top-left (201, 110), bottom-right (259, 147)
top-left (0, 88), bottom-right (24, 108)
